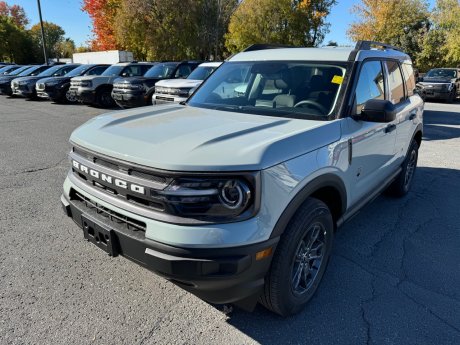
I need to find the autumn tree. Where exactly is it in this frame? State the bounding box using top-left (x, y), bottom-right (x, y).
top-left (225, 0), bottom-right (336, 54)
top-left (347, 0), bottom-right (430, 66)
top-left (0, 1), bottom-right (28, 28)
top-left (433, 0), bottom-right (460, 65)
top-left (82, 0), bottom-right (122, 51)
top-left (0, 2), bottom-right (31, 63)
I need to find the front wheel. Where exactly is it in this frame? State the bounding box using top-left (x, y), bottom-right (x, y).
top-left (95, 88), bottom-right (114, 108)
top-left (260, 198), bottom-right (333, 316)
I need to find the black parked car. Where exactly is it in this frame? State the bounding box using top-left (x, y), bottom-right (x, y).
top-left (111, 61), bottom-right (201, 108)
top-left (0, 65), bottom-right (52, 96)
top-left (36, 64), bottom-right (110, 103)
top-left (416, 68), bottom-right (460, 103)
top-left (11, 64), bottom-right (80, 99)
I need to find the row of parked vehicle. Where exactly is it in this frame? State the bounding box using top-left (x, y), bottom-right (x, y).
top-left (0, 61), bottom-right (222, 108)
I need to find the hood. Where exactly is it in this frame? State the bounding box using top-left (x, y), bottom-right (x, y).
top-left (37, 76), bottom-right (70, 84)
top-left (0, 75), bottom-right (17, 83)
top-left (71, 75), bottom-right (109, 82)
top-left (114, 76), bottom-right (153, 85)
top-left (155, 79), bottom-right (202, 89)
top-left (420, 76), bottom-right (454, 84)
top-left (12, 76), bottom-right (42, 83)
top-left (70, 105), bottom-right (341, 171)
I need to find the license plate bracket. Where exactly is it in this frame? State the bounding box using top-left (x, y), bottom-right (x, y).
top-left (81, 215), bottom-right (119, 256)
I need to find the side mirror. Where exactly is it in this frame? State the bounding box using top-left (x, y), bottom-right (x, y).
top-left (358, 99), bottom-right (396, 123)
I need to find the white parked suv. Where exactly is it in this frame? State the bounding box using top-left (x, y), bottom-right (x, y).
top-left (61, 41), bottom-right (423, 316)
top-left (152, 62), bottom-right (222, 104)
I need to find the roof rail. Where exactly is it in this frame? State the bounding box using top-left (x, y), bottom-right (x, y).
top-left (243, 44), bottom-right (297, 52)
top-left (355, 40), bottom-right (401, 52)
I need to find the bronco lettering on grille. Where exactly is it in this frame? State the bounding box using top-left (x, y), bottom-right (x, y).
top-left (72, 160), bottom-right (146, 195)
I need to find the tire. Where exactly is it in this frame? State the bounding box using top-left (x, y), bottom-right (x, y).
top-left (447, 90), bottom-right (455, 104)
top-left (63, 88), bottom-right (78, 104)
top-left (387, 141), bottom-right (419, 197)
top-left (95, 88), bottom-right (114, 108)
top-left (260, 198), bottom-right (334, 316)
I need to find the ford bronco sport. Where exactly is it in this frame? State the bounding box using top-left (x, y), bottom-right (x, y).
top-left (61, 41), bottom-right (423, 316)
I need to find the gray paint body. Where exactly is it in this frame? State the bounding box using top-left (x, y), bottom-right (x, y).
top-left (64, 47), bottom-right (424, 248)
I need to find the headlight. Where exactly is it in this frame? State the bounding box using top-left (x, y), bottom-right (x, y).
top-left (150, 175), bottom-right (259, 222)
top-left (46, 81), bottom-right (60, 86)
top-left (177, 88), bottom-right (191, 97)
top-left (80, 81), bottom-right (92, 87)
top-left (447, 83), bottom-right (454, 91)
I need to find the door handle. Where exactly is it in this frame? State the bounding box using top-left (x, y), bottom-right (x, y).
top-left (409, 112), bottom-right (416, 120)
top-left (385, 124), bottom-right (396, 133)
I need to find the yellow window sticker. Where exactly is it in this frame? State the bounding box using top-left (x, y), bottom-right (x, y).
top-left (331, 75), bottom-right (344, 85)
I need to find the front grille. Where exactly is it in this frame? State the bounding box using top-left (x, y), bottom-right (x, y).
top-left (156, 96), bottom-right (175, 102)
top-left (71, 146), bottom-right (172, 213)
top-left (71, 81), bottom-right (82, 87)
top-left (71, 189), bottom-right (146, 233)
top-left (73, 147), bottom-right (170, 186)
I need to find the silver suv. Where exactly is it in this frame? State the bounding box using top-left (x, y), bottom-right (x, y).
top-left (61, 41), bottom-right (423, 316)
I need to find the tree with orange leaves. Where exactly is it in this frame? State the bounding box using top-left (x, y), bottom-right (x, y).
top-left (81, 0), bottom-right (122, 51)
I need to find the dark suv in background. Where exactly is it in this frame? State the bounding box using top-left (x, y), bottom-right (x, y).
top-left (11, 64), bottom-right (80, 99)
top-left (111, 61), bottom-right (201, 108)
top-left (36, 64), bottom-right (109, 103)
top-left (416, 67), bottom-right (460, 102)
top-left (69, 62), bottom-right (155, 108)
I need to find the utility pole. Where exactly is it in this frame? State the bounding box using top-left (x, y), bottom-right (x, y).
top-left (37, 0), bottom-right (48, 65)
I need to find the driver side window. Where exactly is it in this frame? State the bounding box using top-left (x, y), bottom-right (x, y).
top-left (355, 61), bottom-right (385, 114)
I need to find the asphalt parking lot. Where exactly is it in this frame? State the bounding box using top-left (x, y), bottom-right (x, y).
top-left (0, 97), bottom-right (459, 345)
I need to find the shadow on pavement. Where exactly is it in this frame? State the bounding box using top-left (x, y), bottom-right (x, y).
top-left (423, 107), bottom-right (460, 141)
top-left (225, 166), bottom-right (460, 345)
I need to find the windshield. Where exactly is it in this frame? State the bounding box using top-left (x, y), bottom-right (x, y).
top-left (65, 65), bottom-right (92, 77)
top-left (37, 65), bottom-right (65, 77)
top-left (188, 61), bottom-right (347, 119)
top-left (144, 63), bottom-right (178, 78)
top-left (0, 66), bottom-right (19, 74)
top-left (19, 65), bottom-right (50, 76)
top-left (8, 66), bottom-right (32, 76)
top-left (101, 65), bottom-right (124, 76)
top-left (426, 69), bottom-right (457, 79)
top-left (187, 65), bottom-right (219, 80)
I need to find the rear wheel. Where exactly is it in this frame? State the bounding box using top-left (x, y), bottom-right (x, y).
top-left (387, 141), bottom-right (419, 197)
top-left (260, 198), bottom-right (333, 316)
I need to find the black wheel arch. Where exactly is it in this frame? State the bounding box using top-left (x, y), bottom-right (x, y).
top-left (270, 173), bottom-right (347, 239)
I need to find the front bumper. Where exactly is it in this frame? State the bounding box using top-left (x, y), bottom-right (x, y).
top-left (111, 91), bottom-right (148, 108)
top-left (12, 84), bottom-right (35, 97)
top-left (61, 190), bottom-right (277, 304)
top-left (37, 87), bottom-right (66, 101)
top-left (0, 83), bottom-right (12, 96)
top-left (152, 93), bottom-right (187, 105)
top-left (77, 89), bottom-right (97, 104)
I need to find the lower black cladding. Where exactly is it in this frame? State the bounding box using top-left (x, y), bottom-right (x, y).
top-left (62, 191), bottom-right (279, 306)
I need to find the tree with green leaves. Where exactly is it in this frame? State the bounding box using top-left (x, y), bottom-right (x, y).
top-left (225, 0), bottom-right (336, 54)
top-left (347, 0), bottom-right (430, 67)
top-left (30, 21), bottom-right (65, 61)
top-left (0, 2), bottom-right (32, 63)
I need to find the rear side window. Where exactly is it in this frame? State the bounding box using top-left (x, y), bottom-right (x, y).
top-left (401, 63), bottom-right (416, 97)
top-left (355, 61), bottom-right (385, 114)
top-left (385, 61), bottom-right (405, 104)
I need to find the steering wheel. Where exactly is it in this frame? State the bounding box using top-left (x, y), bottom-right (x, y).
top-left (294, 100), bottom-right (327, 114)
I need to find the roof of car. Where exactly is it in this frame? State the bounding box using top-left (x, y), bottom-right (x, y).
top-left (198, 62), bottom-right (222, 67)
top-left (229, 46), bottom-right (411, 63)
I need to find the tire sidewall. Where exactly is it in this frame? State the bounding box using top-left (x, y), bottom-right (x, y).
top-left (269, 200), bottom-right (334, 315)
